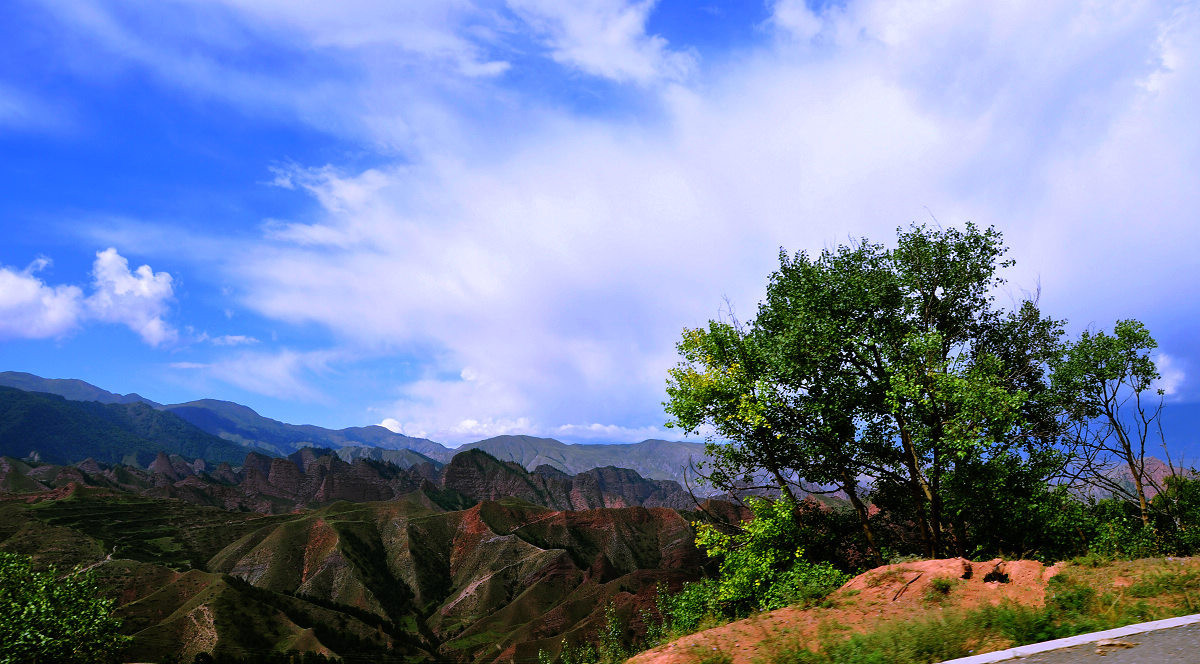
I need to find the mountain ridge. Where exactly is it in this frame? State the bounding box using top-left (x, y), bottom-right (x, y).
top-left (0, 386), bottom-right (253, 466)
top-left (0, 372), bottom-right (713, 489)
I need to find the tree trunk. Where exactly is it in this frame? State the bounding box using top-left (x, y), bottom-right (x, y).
top-left (840, 466), bottom-right (882, 567)
top-left (896, 414), bottom-right (938, 557)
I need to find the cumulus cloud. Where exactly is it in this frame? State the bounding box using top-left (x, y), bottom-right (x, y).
top-left (0, 249), bottom-right (176, 345)
top-left (0, 258), bottom-right (84, 340)
top-left (378, 417), bottom-right (404, 433)
top-left (85, 248), bottom-right (176, 346)
top-left (1154, 353), bottom-right (1186, 398)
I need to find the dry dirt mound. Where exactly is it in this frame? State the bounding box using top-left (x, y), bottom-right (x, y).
top-left (628, 558), bottom-right (1062, 664)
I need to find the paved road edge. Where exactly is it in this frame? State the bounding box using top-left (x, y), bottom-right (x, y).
top-left (937, 613), bottom-right (1200, 663)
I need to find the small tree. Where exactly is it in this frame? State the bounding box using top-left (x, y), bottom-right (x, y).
top-left (1055, 320), bottom-right (1170, 526)
top-left (0, 551), bottom-right (129, 664)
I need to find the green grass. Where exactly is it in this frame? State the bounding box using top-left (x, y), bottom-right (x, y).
top-left (760, 563), bottom-right (1199, 664)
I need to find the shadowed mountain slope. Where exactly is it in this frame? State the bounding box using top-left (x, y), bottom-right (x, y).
top-left (163, 399), bottom-right (451, 458)
top-left (0, 374), bottom-right (714, 489)
top-left (0, 387), bottom-right (252, 466)
top-left (0, 372), bottom-right (452, 459)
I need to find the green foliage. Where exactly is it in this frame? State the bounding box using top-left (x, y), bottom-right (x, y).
top-left (0, 551), bottom-right (130, 664)
top-left (654, 579), bottom-right (724, 636)
top-left (539, 639), bottom-right (599, 664)
top-left (597, 602), bottom-right (628, 664)
top-left (922, 576), bottom-right (955, 603)
top-left (1080, 498), bottom-right (1164, 559)
top-left (667, 223), bottom-right (1073, 561)
top-left (695, 497), bottom-right (849, 614)
top-left (1152, 475), bottom-right (1200, 554)
top-left (1052, 320), bottom-right (1164, 524)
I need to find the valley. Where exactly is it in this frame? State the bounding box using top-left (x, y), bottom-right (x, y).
top-left (0, 373), bottom-right (732, 663)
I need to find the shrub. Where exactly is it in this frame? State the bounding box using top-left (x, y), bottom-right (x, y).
top-left (0, 551), bottom-right (130, 664)
top-left (657, 579), bottom-right (723, 635)
top-left (694, 497), bottom-right (850, 615)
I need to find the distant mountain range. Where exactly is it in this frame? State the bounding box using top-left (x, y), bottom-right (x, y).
top-left (0, 446), bottom-right (699, 514)
top-left (0, 371), bottom-right (713, 488)
top-left (460, 434), bottom-right (710, 486)
top-left (0, 386), bottom-right (250, 466)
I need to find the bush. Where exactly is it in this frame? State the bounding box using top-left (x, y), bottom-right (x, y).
top-left (1091, 517), bottom-right (1163, 559)
top-left (656, 579), bottom-right (723, 635)
top-left (694, 497), bottom-right (850, 615)
top-left (0, 551), bottom-right (130, 664)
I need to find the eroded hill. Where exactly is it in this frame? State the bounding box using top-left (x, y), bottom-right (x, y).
top-left (0, 456), bottom-right (736, 663)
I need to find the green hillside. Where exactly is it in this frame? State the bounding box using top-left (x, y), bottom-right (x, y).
top-left (0, 387), bottom-right (251, 466)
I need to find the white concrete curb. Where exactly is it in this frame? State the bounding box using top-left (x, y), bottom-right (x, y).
top-left (936, 613), bottom-right (1200, 663)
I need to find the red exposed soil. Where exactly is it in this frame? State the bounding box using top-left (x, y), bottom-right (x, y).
top-left (628, 558), bottom-right (1063, 664)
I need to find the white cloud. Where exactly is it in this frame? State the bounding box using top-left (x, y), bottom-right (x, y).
top-left (0, 259), bottom-right (84, 339)
top-left (770, 0), bottom-right (824, 41)
top-left (555, 422), bottom-right (666, 442)
top-left (378, 417), bottom-right (404, 433)
top-left (0, 249), bottom-right (177, 345)
top-left (171, 349), bottom-right (337, 402)
top-left (211, 334), bottom-right (259, 346)
top-left (85, 248), bottom-right (176, 346)
top-left (506, 0), bottom-right (694, 84)
top-left (216, 1), bottom-right (1200, 443)
top-left (29, 2), bottom-right (1200, 440)
top-left (1154, 353), bottom-right (1186, 398)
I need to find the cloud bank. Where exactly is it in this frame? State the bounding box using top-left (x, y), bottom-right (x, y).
top-left (20, 0), bottom-right (1200, 442)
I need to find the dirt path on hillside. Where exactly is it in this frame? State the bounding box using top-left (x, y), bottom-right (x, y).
top-left (629, 558), bottom-right (1063, 664)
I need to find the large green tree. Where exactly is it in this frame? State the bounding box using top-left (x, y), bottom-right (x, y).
top-left (667, 224), bottom-right (1070, 559)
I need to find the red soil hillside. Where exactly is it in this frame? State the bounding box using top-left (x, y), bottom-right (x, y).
top-left (630, 558), bottom-right (1063, 664)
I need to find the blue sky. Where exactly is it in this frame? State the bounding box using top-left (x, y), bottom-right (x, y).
top-left (1, 0), bottom-right (1199, 447)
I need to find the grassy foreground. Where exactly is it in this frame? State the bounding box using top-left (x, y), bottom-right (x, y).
top-left (639, 556), bottom-right (1200, 664)
top-left (758, 557), bottom-right (1199, 664)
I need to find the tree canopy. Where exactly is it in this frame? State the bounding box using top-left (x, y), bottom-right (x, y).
top-left (667, 223), bottom-right (1078, 559)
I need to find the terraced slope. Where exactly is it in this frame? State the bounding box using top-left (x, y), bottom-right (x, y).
top-left (0, 479), bottom-right (721, 663)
